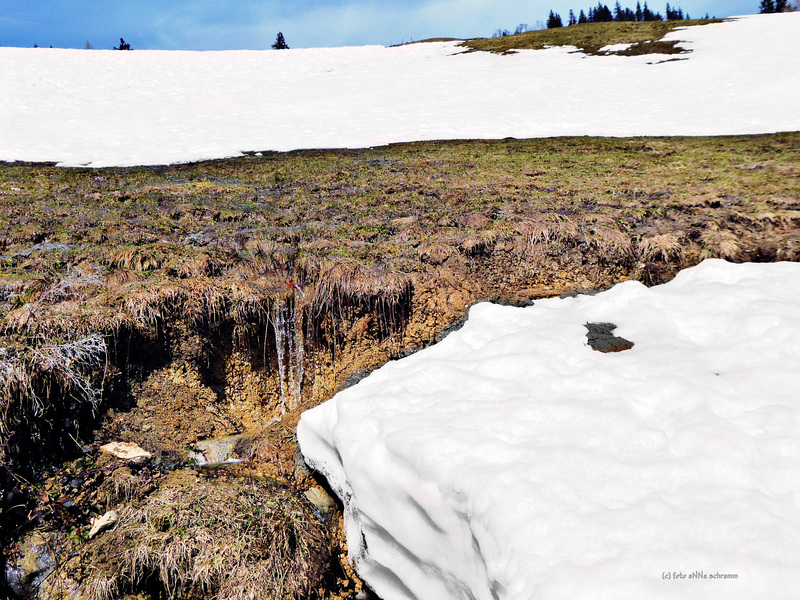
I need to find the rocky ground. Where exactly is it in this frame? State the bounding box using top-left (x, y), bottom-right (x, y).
top-left (1, 133), bottom-right (799, 599)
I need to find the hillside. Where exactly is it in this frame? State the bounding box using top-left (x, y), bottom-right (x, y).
top-left (1, 12), bottom-right (800, 600)
top-left (460, 17), bottom-right (724, 54)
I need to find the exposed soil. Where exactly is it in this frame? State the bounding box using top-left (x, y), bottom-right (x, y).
top-left (1, 133), bottom-right (799, 599)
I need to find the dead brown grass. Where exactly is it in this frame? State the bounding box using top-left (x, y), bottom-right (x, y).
top-left (0, 334), bottom-right (107, 463)
top-left (701, 225), bottom-right (741, 260)
top-left (1, 133), bottom-right (798, 600)
top-left (638, 232), bottom-right (684, 263)
top-left (84, 474), bottom-right (332, 600)
top-left (108, 246), bottom-right (164, 272)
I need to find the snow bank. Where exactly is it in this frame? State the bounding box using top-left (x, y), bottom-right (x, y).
top-left (298, 260), bottom-right (800, 600)
top-left (2, 13), bottom-right (799, 167)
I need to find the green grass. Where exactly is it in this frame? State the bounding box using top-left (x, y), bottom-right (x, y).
top-left (461, 19), bottom-right (725, 55)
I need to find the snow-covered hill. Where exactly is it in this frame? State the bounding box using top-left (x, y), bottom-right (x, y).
top-left (299, 260), bottom-right (800, 600)
top-left (1, 13), bottom-right (799, 167)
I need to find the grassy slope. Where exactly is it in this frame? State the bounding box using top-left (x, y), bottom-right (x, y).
top-left (0, 133), bottom-right (797, 355)
top-left (461, 18), bottom-right (725, 55)
top-left (1, 134), bottom-right (799, 329)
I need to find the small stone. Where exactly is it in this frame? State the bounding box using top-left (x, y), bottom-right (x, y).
top-left (190, 434), bottom-right (245, 465)
top-left (304, 486), bottom-right (337, 516)
top-left (88, 510), bottom-right (118, 539)
top-left (100, 441), bottom-right (152, 462)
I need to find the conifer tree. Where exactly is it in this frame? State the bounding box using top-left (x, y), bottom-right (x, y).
top-left (569, 9), bottom-right (577, 25)
top-left (547, 10), bottom-right (564, 28)
top-left (760, 0), bottom-right (775, 11)
top-left (272, 32), bottom-right (289, 50)
top-left (636, 1), bottom-right (643, 20)
top-left (579, 9), bottom-right (588, 22)
top-left (642, 1), bottom-right (661, 20)
top-left (594, 3), bottom-right (614, 21)
top-left (114, 38), bottom-right (131, 50)
top-left (775, 0), bottom-right (788, 10)
top-left (665, 3), bottom-right (686, 19)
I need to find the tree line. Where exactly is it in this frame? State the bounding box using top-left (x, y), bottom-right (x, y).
top-left (759, 0), bottom-right (790, 12)
top-left (546, 2), bottom-right (700, 29)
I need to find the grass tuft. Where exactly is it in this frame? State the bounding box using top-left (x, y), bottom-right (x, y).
top-left (0, 334), bottom-right (107, 465)
top-left (84, 475), bottom-right (332, 600)
top-left (639, 232), bottom-right (684, 263)
top-left (701, 225), bottom-right (741, 260)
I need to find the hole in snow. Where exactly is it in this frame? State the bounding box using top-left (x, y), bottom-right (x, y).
top-left (584, 322), bottom-right (634, 353)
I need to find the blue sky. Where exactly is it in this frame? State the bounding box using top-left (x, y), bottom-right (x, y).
top-left (0, 0), bottom-right (765, 50)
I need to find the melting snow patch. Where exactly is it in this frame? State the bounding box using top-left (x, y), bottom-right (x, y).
top-left (598, 43), bottom-right (633, 53)
top-left (298, 260), bottom-right (800, 600)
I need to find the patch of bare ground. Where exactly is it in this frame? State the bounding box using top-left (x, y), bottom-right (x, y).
top-left (459, 18), bottom-right (725, 55)
top-left (1, 133), bottom-right (799, 599)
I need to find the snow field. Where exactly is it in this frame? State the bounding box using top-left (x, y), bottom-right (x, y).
top-left (1, 13), bottom-right (799, 167)
top-left (298, 260), bottom-right (800, 600)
